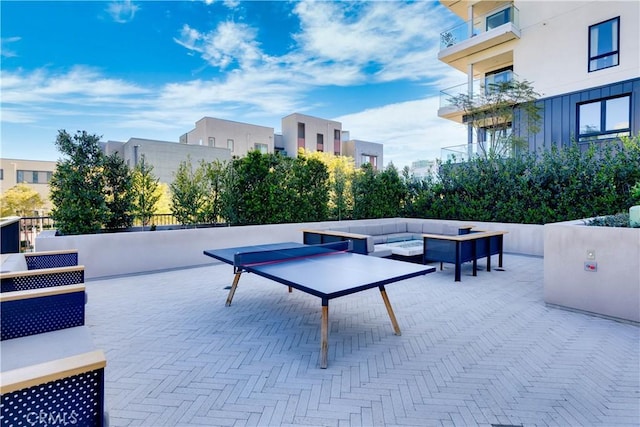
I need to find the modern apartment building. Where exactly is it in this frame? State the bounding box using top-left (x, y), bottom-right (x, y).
top-left (180, 117), bottom-right (275, 157)
top-left (0, 158), bottom-right (57, 213)
top-left (437, 0), bottom-right (639, 154)
top-left (342, 139), bottom-right (384, 170)
top-left (281, 113), bottom-right (342, 157)
top-left (102, 138), bottom-right (231, 184)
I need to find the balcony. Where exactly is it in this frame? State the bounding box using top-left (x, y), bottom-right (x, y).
top-left (438, 4), bottom-right (520, 69)
top-left (441, 141), bottom-right (514, 163)
top-left (438, 70), bottom-right (517, 122)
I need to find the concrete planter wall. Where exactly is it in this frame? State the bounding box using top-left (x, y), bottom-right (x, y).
top-left (36, 218), bottom-right (543, 280)
top-left (544, 220), bottom-right (640, 323)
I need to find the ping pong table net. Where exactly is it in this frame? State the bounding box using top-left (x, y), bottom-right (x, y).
top-left (233, 241), bottom-right (353, 268)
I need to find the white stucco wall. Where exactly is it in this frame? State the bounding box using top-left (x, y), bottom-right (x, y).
top-left (515, 0), bottom-right (640, 98)
top-left (544, 220), bottom-right (640, 323)
top-left (186, 117), bottom-right (275, 157)
top-left (35, 218), bottom-right (543, 280)
top-left (281, 113), bottom-right (342, 157)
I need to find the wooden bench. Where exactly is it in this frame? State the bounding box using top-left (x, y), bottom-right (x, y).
top-left (422, 230), bottom-right (507, 282)
top-left (1, 250), bottom-right (84, 293)
top-left (1, 249), bottom-right (107, 426)
top-left (1, 327), bottom-right (107, 426)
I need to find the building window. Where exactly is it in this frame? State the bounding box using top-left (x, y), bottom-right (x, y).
top-left (578, 95), bottom-right (630, 142)
top-left (32, 171), bottom-right (39, 183)
top-left (0, 169), bottom-right (3, 180)
top-left (297, 122), bottom-right (305, 139)
top-left (254, 143), bottom-right (268, 154)
top-left (316, 134), bottom-right (324, 152)
top-left (589, 17), bottom-right (619, 72)
top-left (208, 137), bottom-right (215, 147)
top-left (361, 155), bottom-right (378, 170)
top-left (486, 7), bottom-right (510, 31)
top-left (227, 139), bottom-right (234, 151)
top-left (484, 66), bottom-right (513, 93)
top-left (16, 170), bottom-right (24, 183)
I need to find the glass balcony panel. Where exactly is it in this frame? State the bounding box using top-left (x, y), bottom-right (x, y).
top-left (439, 72), bottom-right (518, 110)
top-left (440, 4), bottom-right (519, 50)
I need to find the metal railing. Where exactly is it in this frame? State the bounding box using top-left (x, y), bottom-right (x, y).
top-left (441, 142), bottom-right (514, 163)
top-left (439, 70), bottom-right (517, 110)
top-left (440, 4), bottom-right (520, 50)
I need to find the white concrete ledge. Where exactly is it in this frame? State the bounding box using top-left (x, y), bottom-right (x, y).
top-left (36, 218), bottom-right (543, 280)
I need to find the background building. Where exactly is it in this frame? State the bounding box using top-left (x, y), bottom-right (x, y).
top-left (180, 117), bottom-right (275, 157)
top-left (103, 138), bottom-right (231, 184)
top-left (281, 113), bottom-right (342, 157)
top-left (0, 158), bottom-right (57, 213)
top-left (342, 138), bottom-right (384, 170)
top-left (437, 0), bottom-right (639, 155)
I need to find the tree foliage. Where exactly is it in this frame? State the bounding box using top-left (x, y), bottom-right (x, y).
top-left (132, 155), bottom-right (161, 229)
top-left (103, 153), bottom-right (134, 230)
top-left (408, 138), bottom-right (640, 224)
top-left (0, 184), bottom-right (45, 217)
top-left (449, 79), bottom-right (541, 157)
top-left (223, 151), bottom-right (330, 225)
top-left (50, 130), bottom-right (109, 235)
top-left (170, 157), bottom-right (207, 226)
top-left (352, 163), bottom-right (407, 219)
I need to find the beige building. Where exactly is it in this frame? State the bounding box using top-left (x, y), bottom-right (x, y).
top-left (103, 137), bottom-right (231, 184)
top-left (0, 158), bottom-right (57, 214)
top-left (341, 139), bottom-right (384, 170)
top-left (281, 113), bottom-right (342, 157)
top-left (180, 117), bottom-right (275, 157)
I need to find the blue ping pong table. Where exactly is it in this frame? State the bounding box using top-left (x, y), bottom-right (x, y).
top-left (204, 241), bottom-right (435, 368)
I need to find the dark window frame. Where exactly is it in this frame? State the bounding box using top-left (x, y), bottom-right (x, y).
top-left (588, 16), bottom-right (620, 72)
top-left (486, 7), bottom-right (511, 31)
top-left (577, 94), bottom-right (631, 142)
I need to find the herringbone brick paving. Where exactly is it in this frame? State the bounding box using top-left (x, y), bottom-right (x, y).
top-left (84, 254), bottom-right (640, 426)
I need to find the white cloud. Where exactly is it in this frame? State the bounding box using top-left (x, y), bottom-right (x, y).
top-left (334, 97), bottom-right (467, 168)
top-left (1, 36), bottom-right (21, 58)
top-left (106, 0), bottom-right (139, 24)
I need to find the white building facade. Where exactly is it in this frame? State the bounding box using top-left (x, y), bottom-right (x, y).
top-left (281, 113), bottom-right (342, 157)
top-left (103, 138), bottom-right (231, 184)
top-left (181, 117), bottom-right (275, 157)
top-left (438, 0), bottom-right (639, 153)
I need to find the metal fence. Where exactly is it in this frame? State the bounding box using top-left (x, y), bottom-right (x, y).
top-left (17, 214), bottom-right (184, 252)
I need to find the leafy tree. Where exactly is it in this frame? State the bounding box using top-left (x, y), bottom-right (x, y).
top-left (50, 130), bottom-right (108, 235)
top-left (0, 184), bottom-right (45, 217)
top-left (103, 153), bottom-right (134, 230)
top-left (449, 78), bottom-right (541, 158)
top-left (304, 149), bottom-right (356, 220)
top-left (352, 163), bottom-right (407, 219)
top-left (132, 155), bottom-right (161, 229)
top-left (199, 159), bottom-right (227, 223)
top-left (170, 157), bottom-right (207, 226)
top-left (222, 151), bottom-right (330, 225)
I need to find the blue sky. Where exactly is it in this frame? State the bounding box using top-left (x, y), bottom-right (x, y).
top-left (1, 0), bottom-right (467, 169)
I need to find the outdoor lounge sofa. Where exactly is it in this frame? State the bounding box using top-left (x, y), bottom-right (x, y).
top-left (0, 250), bottom-right (107, 426)
top-left (302, 221), bottom-right (506, 281)
top-left (302, 221), bottom-right (473, 257)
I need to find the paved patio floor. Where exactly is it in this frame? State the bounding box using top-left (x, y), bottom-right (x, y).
top-left (85, 254), bottom-right (640, 426)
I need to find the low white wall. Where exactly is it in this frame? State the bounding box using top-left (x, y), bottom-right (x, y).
top-left (544, 220), bottom-right (640, 323)
top-left (35, 218), bottom-right (543, 280)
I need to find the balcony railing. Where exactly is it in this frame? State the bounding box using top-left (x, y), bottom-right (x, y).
top-left (440, 4), bottom-right (520, 50)
top-left (439, 70), bottom-right (517, 110)
top-left (441, 142), bottom-right (514, 163)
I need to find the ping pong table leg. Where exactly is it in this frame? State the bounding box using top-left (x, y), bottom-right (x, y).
top-left (379, 285), bottom-right (401, 336)
top-left (225, 271), bottom-right (242, 307)
top-left (320, 299), bottom-right (329, 369)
